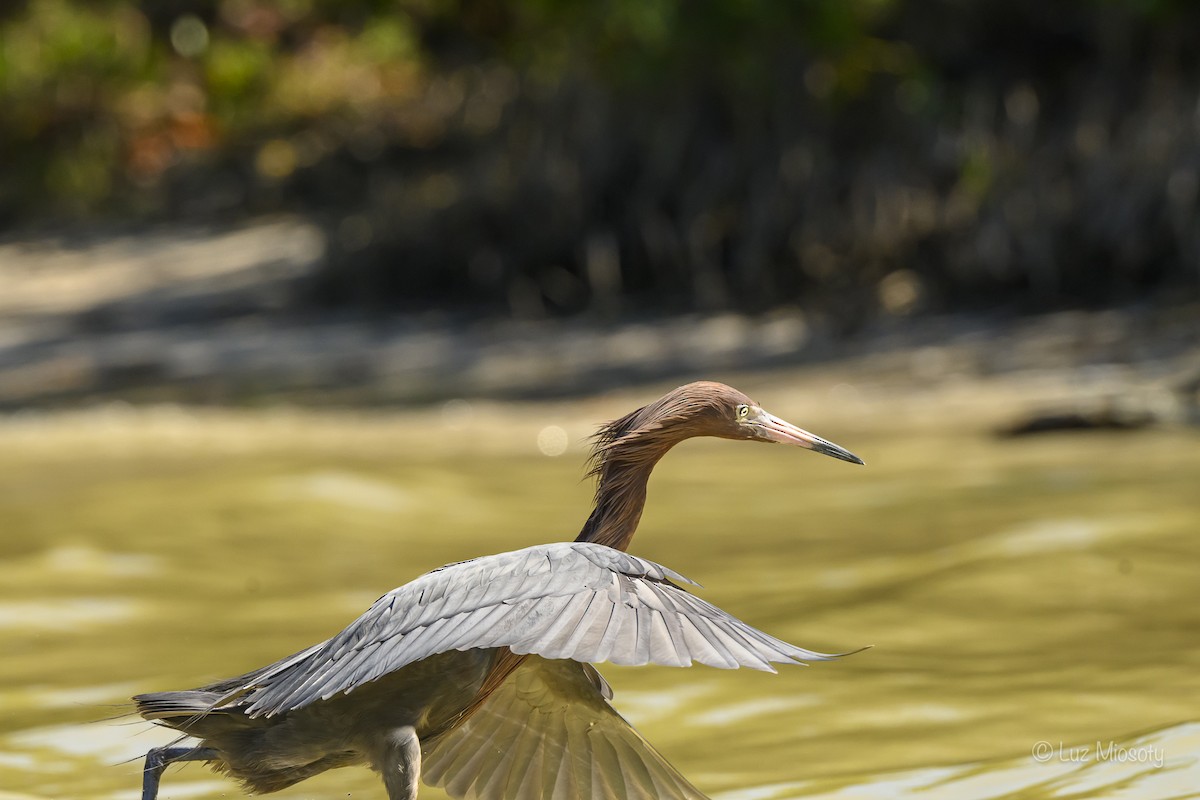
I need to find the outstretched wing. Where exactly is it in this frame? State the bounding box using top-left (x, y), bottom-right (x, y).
top-left (423, 655), bottom-right (710, 800)
top-left (229, 542), bottom-right (843, 718)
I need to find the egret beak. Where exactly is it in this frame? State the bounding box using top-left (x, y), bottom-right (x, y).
top-left (756, 412), bottom-right (865, 465)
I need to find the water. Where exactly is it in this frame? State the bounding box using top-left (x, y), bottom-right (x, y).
top-left (1, 404), bottom-right (1197, 799)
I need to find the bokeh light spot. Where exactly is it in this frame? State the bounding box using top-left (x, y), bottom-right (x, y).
top-left (256, 139), bottom-right (297, 179)
top-left (170, 15), bottom-right (209, 58)
top-left (536, 425), bottom-right (568, 457)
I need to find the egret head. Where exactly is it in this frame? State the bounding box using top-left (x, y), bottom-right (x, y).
top-left (590, 381), bottom-right (864, 472)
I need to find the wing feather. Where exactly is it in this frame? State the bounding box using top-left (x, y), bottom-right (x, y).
top-left (418, 614), bottom-right (479, 657)
top-left (677, 616), bottom-right (729, 668)
top-left (609, 605), bottom-right (641, 666)
top-left (423, 655), bottom-right (711, 800)
top-left (445, 602), bottom-right (510, 648)
top-left (227, 541), bottom-right (845, 717)
top-left (585, 600), bottom-right (625, 664)
top-left (509, 589), bottom-right (589, 659)
top-left (632, 605), bottom-right (653, 665)
top-left (523, 590), bottom-right (596, 657)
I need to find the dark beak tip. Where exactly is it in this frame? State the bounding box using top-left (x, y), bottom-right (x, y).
top-left (816, 443), bottom-right (864, 466)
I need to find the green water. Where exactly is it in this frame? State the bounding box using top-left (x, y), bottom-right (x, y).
top-left (1, 408), bottom-right (1198, 799)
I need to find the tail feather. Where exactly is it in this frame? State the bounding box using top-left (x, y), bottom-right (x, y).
top-left (133, 689), bottom-right (261, 741)
top-left (134, 688), bottom-right (353, 794)
top-left (133, 690), bottom-right (224, 721)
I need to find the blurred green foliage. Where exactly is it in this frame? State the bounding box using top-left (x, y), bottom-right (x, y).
top-left (0, 0), bottom-right (898, 222)
top-left (2, 0), bottom-right (1199, 316)
top-left (0, 0), bottom-right (432, 217)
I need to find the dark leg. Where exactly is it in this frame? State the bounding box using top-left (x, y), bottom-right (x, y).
top-left (141, 746), bottom-right (219, 800)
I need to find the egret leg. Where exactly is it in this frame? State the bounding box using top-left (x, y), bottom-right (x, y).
top-left (140, 746), bottom-right (218, 800)
top-left (375, 726), bottom-right (422, 800)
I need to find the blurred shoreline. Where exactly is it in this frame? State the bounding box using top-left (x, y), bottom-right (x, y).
top-left (1, 220), bottom-right (1197, 432)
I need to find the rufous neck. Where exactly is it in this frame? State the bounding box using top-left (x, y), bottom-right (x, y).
top-left (575, 443), bottom-right (671, 551)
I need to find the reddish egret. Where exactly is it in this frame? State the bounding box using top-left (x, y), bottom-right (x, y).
top-left (135, 381), bottom-right (863, 800)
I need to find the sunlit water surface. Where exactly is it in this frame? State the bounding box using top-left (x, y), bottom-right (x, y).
top-left (1, 404), bottom-right (1197, 800)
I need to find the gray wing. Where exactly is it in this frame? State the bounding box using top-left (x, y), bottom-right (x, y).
top-left (422, 655), bottom-right (710, 800)
top-left (228, 541), bottom-right (842, 717)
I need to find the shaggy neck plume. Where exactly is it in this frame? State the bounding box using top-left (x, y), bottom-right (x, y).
top-left (574, 410), bottom-right (689, 551)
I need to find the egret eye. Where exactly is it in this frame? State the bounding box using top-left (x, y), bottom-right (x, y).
top-left (736, 404), bottom-right (750, 420)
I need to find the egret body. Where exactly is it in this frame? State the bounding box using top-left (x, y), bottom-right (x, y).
top-left (134, 382), bottom-right (863, 800)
